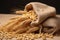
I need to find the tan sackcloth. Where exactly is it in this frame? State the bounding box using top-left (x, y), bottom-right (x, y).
top-left (25, 2), bottom-right (60, 34)
top-left (25, 2), bottom-right (56, 26)
top-left (42, 17), bottom-right (60, 34)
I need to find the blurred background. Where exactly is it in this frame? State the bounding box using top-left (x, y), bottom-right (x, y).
top-left (0, 0), bottom-right (59, 14)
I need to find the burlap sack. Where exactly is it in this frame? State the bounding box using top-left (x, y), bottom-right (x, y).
top-left (25, 2), bottom-right (56, 26)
